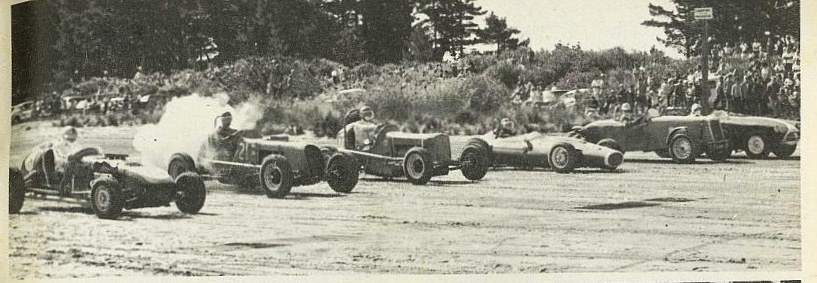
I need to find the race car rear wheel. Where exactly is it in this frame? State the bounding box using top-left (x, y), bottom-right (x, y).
top-left (597, 139), bottom-right (624, 154)
top-left (259, 155), bottom-right (293, 198)
top-left (9, 168), bottom-right (25, 214)
top-left (549, 143), bottom-right (577, 173)
top-left (175, 172), bottom-right (206, 214)
top-left (668, 134), bottom-right (698, 164)
top-left (404, 148), bottom-right (433, 185)
top-left (91, 178), bottom-right (124, 220)
top-left (459, 145), bottom-right (489, 181)
top-left (168, 153), bottom-right (196, 179)
top-left (744, 134), bottom-right (769, 159)
top-left (326, 153), bottom-right (359, 193)
top-left (771, 144), bottom-right (796, 158)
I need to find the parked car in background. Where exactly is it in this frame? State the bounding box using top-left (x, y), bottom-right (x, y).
top-left (11, 101), bottom-right (35, 124)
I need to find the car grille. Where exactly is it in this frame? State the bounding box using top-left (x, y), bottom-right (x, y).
top-left (708, 119), bottom-right (725, 140)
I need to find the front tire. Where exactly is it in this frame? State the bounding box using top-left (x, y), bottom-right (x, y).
top-left (175, 172), bottom-right (206, 214)
top-left (9, 168), bottom-right (25, 214)
top-left (668, 134), bottom-right (698, 164)
top-left (325, 153), bottom-right (359, 193)
top-left (403, 148), bottom-right (434, 185)
top-left (259, 155), bottom-right (293, 198)
top-left (549, 143), bottom-right (578, 173)
top-left (91, 178), bottom-right (124, 220)
top-left (459, 145), bottom-right (489, 181)
top-left (744, 134), bottom-right (769, 159)
top-left (771, 144), bottom-right (796, 158)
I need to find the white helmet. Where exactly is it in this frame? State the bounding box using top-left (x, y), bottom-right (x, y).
top-left (621, 103), bottom-right (632, 112)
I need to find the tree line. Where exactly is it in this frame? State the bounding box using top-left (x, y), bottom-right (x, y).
top-left (12, 0), bottom-right (527, 98)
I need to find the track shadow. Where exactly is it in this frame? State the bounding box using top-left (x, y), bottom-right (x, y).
top-left (727, 155), bottom-right (800, 161)
top-left (576, 201), bottom-right (660, 210)
top-left (625, 158), bottom-right (753, 165)
top-left (358, 177), bottom-right (474, 186)
top-left (39, 206), bottom-right (94, 214)
top-left (285, 192), bottom-right (347, 200)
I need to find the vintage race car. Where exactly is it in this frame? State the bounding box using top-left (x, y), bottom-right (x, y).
top-left (712, 112), bottom-right (800, 159)
top-left (323, 117), bottom-right (490, 185)
top-left (167, 130), bottom-right (359, 198)
top-left (479, 132), bottom-right (624, 173)
top-left (9, 147), bottom-right (206, 219)
top-left (570, 111), bottom-right (731, 163)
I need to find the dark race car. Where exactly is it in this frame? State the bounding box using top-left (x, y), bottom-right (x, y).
top-left (570, 111), bottom-right (731, 163)
top-left (167, 130), bottom-right (359, 198)
top-left (321, 112), bottom-right (490, 185)
top-left (711, 112), bottom-right (800, 159)
top-left (9, 147), bottom-right (206, 219)
top-left (479, 132), bottom-right (624, 173)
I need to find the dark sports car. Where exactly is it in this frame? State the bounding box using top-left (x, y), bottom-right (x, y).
top-left (478, 132), bottom-right (624, 173)
top-left (712, 112), bottom-right (800, 159)
top-left (10, 147), bottom-right (205, 219)
top-left (570, 111), bottom-right (731, 163)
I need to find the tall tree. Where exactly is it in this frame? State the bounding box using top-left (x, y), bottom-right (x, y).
top-left (360, 0), bottom-right (413, 64)
top-left (416, 0), bottom-right (486, 60)
top-left (642, 0), bottom-right (800, 58)
top-left (476, 12), bottom-right (528, 52)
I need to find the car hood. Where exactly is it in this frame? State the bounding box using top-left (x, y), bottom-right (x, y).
top-left (718, 115), bottom-right (798, 133)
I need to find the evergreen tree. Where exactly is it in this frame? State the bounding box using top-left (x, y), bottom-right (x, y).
top-left (476, 12), bottom-right (528, 52)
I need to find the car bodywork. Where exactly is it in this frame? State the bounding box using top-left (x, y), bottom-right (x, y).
top-left (714, 112), bottom-right (800, 159)
top-left (481, 132), bottom-right (624, 173)
top-left (12, 101), bottom-right (34, 124)
top-left (9, 146), bottom-right (206, 219)
top-left (325, 122), bottom-right (490, 185)
top-left (571, 114), bottom-right (731, 163)
top-left (168, 131), bottom-right (358, 198)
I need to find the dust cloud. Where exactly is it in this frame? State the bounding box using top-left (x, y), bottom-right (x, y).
top-left (133, 93), bottom-right (264, 169)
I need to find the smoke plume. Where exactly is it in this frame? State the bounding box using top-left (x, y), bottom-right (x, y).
top-left (133, 93), bottom-right (264, 169)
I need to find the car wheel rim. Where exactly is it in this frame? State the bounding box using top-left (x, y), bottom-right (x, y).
top-left (747, 136), bottom-right (765, 154)
top-left (552, 147), bottom-right (569, 168)
top-left (263, 166), bottom-right (282, 188)
top-left (463, 151), bottom-right (478, 169)
top-left (406, 154), bottom-right (425, 179)
top-left (672, 138), bottom-right (692, 159)
top-left (96, 188), bottom-right (110, 211)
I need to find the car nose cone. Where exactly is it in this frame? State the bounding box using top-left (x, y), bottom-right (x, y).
top-left (605, 151), bottom-right (624, 168)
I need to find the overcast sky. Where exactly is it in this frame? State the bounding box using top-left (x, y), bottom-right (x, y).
top-left (475, 0), bottom-right (683, 58)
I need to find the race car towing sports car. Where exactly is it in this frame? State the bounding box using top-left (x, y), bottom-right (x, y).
top-left (321, 110), bottom-right (491, 185)
top-left (167, 130), bottom-right (359, 198)
top-left (570, 110), bottom-right (731, 163)
top-left (480, 132), bottom-right (624, 173)
top-left (9, 147), bottom-right (206, 219)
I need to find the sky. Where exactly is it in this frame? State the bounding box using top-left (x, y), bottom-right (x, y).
top-left (474, 0), bottom-right (683, 58)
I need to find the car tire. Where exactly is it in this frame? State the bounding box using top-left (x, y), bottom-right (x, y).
top-left (654, 149), bottom-right (671, 159)
top-left (259, 155), bottom-right (293, 198)
top-left (459, 145), bottom-right (489, 181)
top-left (403, 148), bottom-right (434, 185)
top-left (9, 168), bottom-right (25, 214)
top-left (549, 143), bottom-right (578, 173)
top-left (743, 134), bottom-right (769, 159)
top-left (168, 153), bottom-right (196, 179)
top-left (325, 152), bottom-right (359, 193)
top-left (668, 134), bottom-right (698, 164)
top-left (597, 138), bottom-right (624, 154)
top-left (174, 172), bottom-right (206, 214)
top-left (91, 177), bottom-right (124, 220)
top-left (771, 144), bottom-right (796, 158)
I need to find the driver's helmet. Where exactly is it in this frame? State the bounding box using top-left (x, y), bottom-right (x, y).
top-left (500, 118), bottom-right (515, 130)
top-left (359, 105), bottom-right (375, 121)
top-left (690, 103), bottom-right (702, 115)
top-left (621, 103), bottom-right (632, 112)
top-left (62, 126), bottom-right (78, 143)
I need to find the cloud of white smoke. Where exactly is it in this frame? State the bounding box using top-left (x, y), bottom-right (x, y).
top-left (133, 93), bottom-right (265, 169)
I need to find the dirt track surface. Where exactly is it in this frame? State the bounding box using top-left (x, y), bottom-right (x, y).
top-left (8, 123), bottom-right (800, 279)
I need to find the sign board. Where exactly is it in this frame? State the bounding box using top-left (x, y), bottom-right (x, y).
top-left (694, 7), bottom-right (713, 20)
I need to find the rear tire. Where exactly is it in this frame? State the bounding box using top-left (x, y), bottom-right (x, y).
top-left (459, 145), bottom-right (489, 181)
top-left (597, 138), bottom-right (624, 154)
top-left (325, 153), bottom-right (359, 193)
top-left (259, 155), bottom-right (293, 198)
top-left (91, 178), bottom-right (124, 220)
top-left (744, 134), bottom-right (769, 159)
top-left (668, 134), bottom-right (698, 164)
top-left (9, 168), bottom-right (25, 214)
top-left (403, 148), bottom-right (433, 185)
top-left (175, 172), bottom-right (206, 214)
top-left (549, 143), bottom-right (578, 173)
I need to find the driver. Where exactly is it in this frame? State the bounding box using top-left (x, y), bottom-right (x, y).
top-left (349, 105), bottom-right (379, 150)
top-left (689, 103), bottom-right (703, 116)
top-left (24, 127), bottom-right (82, 187)
top-left (208, 111), bottom-right (239, 159)
top-left (618, 103), bottom-right (635, 124)
top-left (493, 118), bottom-right (517, 138)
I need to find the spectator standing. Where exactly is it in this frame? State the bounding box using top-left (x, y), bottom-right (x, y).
top-left (731, 76), bottom-right (744, 113)
top-left (751, 38), bottom-right (762, 58)
top-left (767, 76), bottom-right (782, 117)
top-left (591, 74), bottom-right (606, 101)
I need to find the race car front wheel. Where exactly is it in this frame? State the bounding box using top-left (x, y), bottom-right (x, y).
top-left (459, 145), bottom-right (489, 181)
top-left (325, 152), bottom-right (359, 193)
top-left (549, 143), bottom-right (578, 174)
top-left (260, 155), bottom-right (293, 198)
top-left (404, 148), bottom-right (433, 185)
top-left (168, 153), bottom-right (196, 179)
top-left (744, 134), bottom-right (769, 159)
top-left (91, 178), bottom-right (124, 220)
top-left (772, 144), bottom-right (796, 158)
top-left (175, 172), bottom-right (206, 214)
top-left (668, 134), bottom-right (698, 164)
top-left (9, 168), bottom-right (25, 214)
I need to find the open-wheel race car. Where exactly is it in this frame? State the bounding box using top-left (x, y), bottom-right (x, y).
top-left (479, 132), bottom-right (624, 173)
top-left (570, 110), bottom-right (731, 163)
top-left (167, 130), bottom-right (359, 198)
top-left (9, 147), bottom-right (206, 219)
top-left (321, 111), bottom-right (491, 185)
